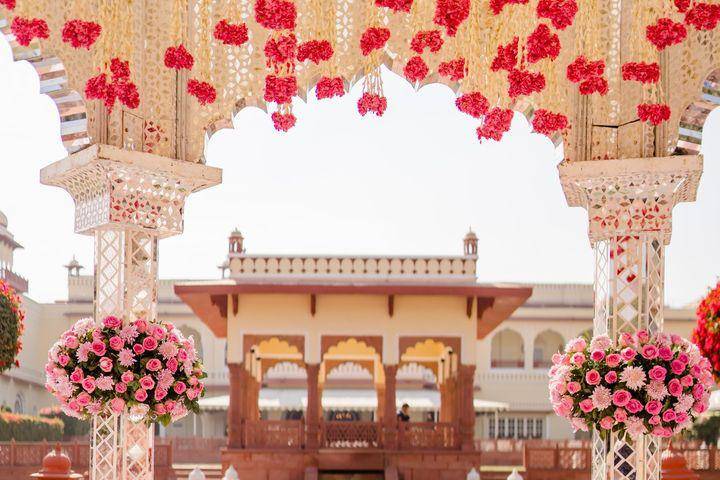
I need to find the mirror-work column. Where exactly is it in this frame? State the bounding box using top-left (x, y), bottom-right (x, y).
top-left (560, 155), bottom-right (702, 480)
top-left (41, 144), bottom-right (221, 480)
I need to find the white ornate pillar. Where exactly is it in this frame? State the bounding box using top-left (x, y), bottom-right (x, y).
top-left (560, 155), bottom-right (702, 480)
top-left (41, 144), bottom-right (221, 480)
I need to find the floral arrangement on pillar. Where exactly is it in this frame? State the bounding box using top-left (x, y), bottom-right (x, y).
top-left (0, 279), bottom-right (24, 373)
top-left (549, 331), bottom-right (713, 440)
top-left (45, 316), bottom-right (205, 425)
top-left (693, 282), bottom-right (720, 382)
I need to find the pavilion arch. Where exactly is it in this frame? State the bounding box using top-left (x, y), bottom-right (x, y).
top-left (397, 362), bottom-right (438, 385)
top-left (325, 361), bottom-right (374, 383)
top-left (264, 361), bottom-right (308, 381)
top-left (490, 329), bottom-right (525, 369)
top-left (399, 337), bottom-right (461, 383)
top-left (532, 330), bottom-right (564, 369)
top-left (673, 67), bottom-right (720, 155)
top-left (320, 336), bottom-right (383, 384)
top-left (1, 13), bottom-right (90, 154)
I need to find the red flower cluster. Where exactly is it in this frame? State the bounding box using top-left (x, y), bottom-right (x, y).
top-left (675, 0), bottom-right (690, 12)
top-left (264, 75), bottom-right (297, 103)
top-left (11, 17), bottom-right (49, 46)
top-left (61, 20), bottom-right (102, 49)
top-left (375, 0), bottom-right (413, 12)
top-left (438, 58), bottom-right (466, 81)
top-left (621, 62), bottom-right (660, 84)
top-left (434, 0), bottom-right (470, 36)
top-left (693, 283), bottom-right (720, 381)
top-left (164, 44), bottom-right (194, 70)
top-left (187, 79), bottom-right (217, 105)
top-left (0, 0), bottom-right (15, 10)
top-left (566, 56), bottom-right (607, 95)
top-left (637, 103), bottom-right (671, 125)
top-left (526, 24), bottom-right (560, 64)
top-left (214, 20), bottom-right (249, 46)
top-left (508, 68), bottom-right (545, 98)
top-left (255, 0), bottom-right (297, 30)
top-left (404, 56), bottom-right (429, 82)
top-left (477, 107), bottom-right (513, 141)
top-left (490, 0), bottom-right (528, 15)
top-left (491, 37), bottom-right (518, 72)
top-left (297, 40), bottom-right (333, 64)
top-left (410, 30), bottom-right (443, 54)
top-left (685, 3), bottom-right (720, 31)
top-left (357, 92), bottom-right (387, 116)
top-left (85, 59), bottom-right (139, 111)
top-left (536, 0), bottom-right (577, 30)
top-left (271, 111), bottom-right (296, 131)
top-left (646, 18), bottom-right (687, 50)
top-left (265, 34), bottom-right (297, 67)
top-left (532, 109), bottom-right (568, 135)
top-left (360, 27), bottom-right (391, 56)
top-left (316, 76), bottom-right (345, 99)
top-left (455, 92), bottom-right (489, 118)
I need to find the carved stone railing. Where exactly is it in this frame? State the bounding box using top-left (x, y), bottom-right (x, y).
top-left (0, 268), bottom-right (28, 294)
top-left (228, 255), bottom-right (477, 280)
top-left (398, 422), bottom-right (457, 451)
top-left (244, 420), bottom-right (304, 450)
top-left (320, 421), bottom-right (381, 449)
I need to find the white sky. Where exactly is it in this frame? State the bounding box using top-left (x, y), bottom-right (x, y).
top-left (0, 37), bottom-right (718, 307)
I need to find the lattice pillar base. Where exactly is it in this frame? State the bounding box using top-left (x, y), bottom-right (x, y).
top-left (560, 155), bottom-right (703, 480)
top-left (41, 144), bottom-right (222, 480)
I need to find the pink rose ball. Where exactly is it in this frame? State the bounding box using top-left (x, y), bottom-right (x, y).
top-left (585, 369), bottom-right (601, 385)
top-left (142, 336), bottom-right (158, 351)
top-left (134, 389), bottom-right (148, 402)
top-left (103, 315), bottom-right (122, 329)
top-left (662, 409), bottom-right (676, 422)
top-left (152, 325), bottom-right (167, 340)
top-left (146, 358), bottom-right (162, 372)
top-left (76, 392), bottom-right (91, 406)
top-left (626, 399), bottom-right (643, 414)
top-left (637, 330), bottom-right (650, 343)
top-left (154, 389), bottom-right (168, 401)
top-left (579, 399), bottom-right (594, 413)
top-left (70, 368), bottom-right (84, 383)
top-left (659, 346), bottom-right (673, 361)
top-left (671, 360), bottom-right (686, 375)
top-left (155, 404), bottom-right (167, 414)
top-left (668, 378), bottom-right (683, 397)
top-left (167, 357), bottom-right (179, 373)
top-left (58, 354), bottom-right (70, 366)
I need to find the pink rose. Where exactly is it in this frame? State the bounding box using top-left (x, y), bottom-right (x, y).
top-left (693, 384), bottom-right (705, 400)
top-left (82, 376), bottom-right (96, 393)
top-left (567, 382), bottom-right (581, 394)
top-left (134, 389), bottom-right (148, 402)
top-left (614, 408), bottom-right (628, 423)
top-left (599, 416), bottom-right (615, 430)
top-left (76, 392), bottom-right (91, 406)
top-left (590, 350), bottom-right (605, 362)
top-left (621, 348), bottom-right (636, 362)
top-left (626, 399), bottom-right (643, 414)
top-left (648, 365), bottom-right (667, 382)
top-left (177, 350), bottom-right (189, 362)
top-left (677, 352), bottom-right (690, 364)
top-left (659, 346), bottom-right (673, 361)
top-left (164, 400), bottom-right (177, 412)
top-left (133, 343), bottom-right (145, 355)
top-left (585, 369), bottom-right (601, 386)
top-left (646, 400), bottom-right (662, 415)
top-left (662, 409), bottom-right (677, 422)
top-left (121, 371), bottom-right (134, 383)
top-left (649, 415), bottom-right (661, 425)
top-left (668, 379), bottom-right (682, 397)
top-left (142, 336), bottom-right (158, 351)
top-left (676, 412), bottom-right (689, 424)
top-left (155, 404), bottom-right (167, 414)
top-left (570, 337), bottom-right (587, 352)
top-left (64, 335), bottom-right (79, 349)
top-left (173, 382), bottom-right (187, 394)
top-left (58, 354), bottom-right (70, 366)
top-left (70, 368), bottom-right (84, 383)
top-left (681, 375), bottom-right (694, 387)
top-left (115, 383), bottom-right (127, 394)
top-left (99, 357), bottom-right (113, 373)
top-left (110, 397), bottom-right (125, 413)
top-left (653, 426), bottom-right (673, 438)
top-left (606, 354), bottom-right (621, 368)
top-left (641, 344), bottom-right (658, 360)
top-left (91, 340), bottom-right (107, 357)
top-left (103, 316), bottom-right (122, 329)
top-left (109, 336), bottom-right (124, 351)
top-left (186, 388), bottom-right (199, 400)
top-left (579, 399), bottom-right (594, 413)
top-left (152, 325), bottom-right (167, 340)
top-left (146, 358), bottom-right (162, 372)
top-left (671, 360), bottom-right (686, 375)
top-left (67, 400), bottom-right (81, 413)
top-left (139, 375), bottom-right (155, 390)
top-left (552, 353), bottom-right (564, 365)
top-left (612, 390), bottom-right (631, 407)
top-left (154, 389), bottom-right (168, 401)
top-left (604, 371), bottom-right (618, 384)
top-left (167, 357), bottom-right (179, 373)
top-left (637, 330), bottom-right (650, 343)
top-left (694, 401), bottom-right (709, 414)
top-left (134, 319), bottom-right (148, 333)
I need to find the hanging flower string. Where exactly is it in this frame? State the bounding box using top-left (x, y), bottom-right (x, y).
top-left (11, 16), bottom-right (49, 46)
top-left (62, 19), bottom-right (102, 50)
top-left (0, 0), bottom-right (15, 10)
top-left (187, 0), bottom-right (217, 105)
top-left (165, 0), bottom-right (194, 70)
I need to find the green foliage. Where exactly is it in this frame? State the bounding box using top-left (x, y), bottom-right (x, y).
top-left (684, 413), bottom-right (720, 446)
top-left (39, 406), bottom-right (90, 439)
top-left (0, 411), bottom-right (63, 441)
top-left (0, 280), bottom-right (24, 373)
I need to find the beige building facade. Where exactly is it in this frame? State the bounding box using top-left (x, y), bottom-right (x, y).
top-left (0, 210), bottom-right (698, 441)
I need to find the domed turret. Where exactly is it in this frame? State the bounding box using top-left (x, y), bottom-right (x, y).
top-left (463, 228), bottom-right (478, 256)
top-left (229, 228), bottom-right (245, 255)
top-left (64, 256), bottom-right (84, 277)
